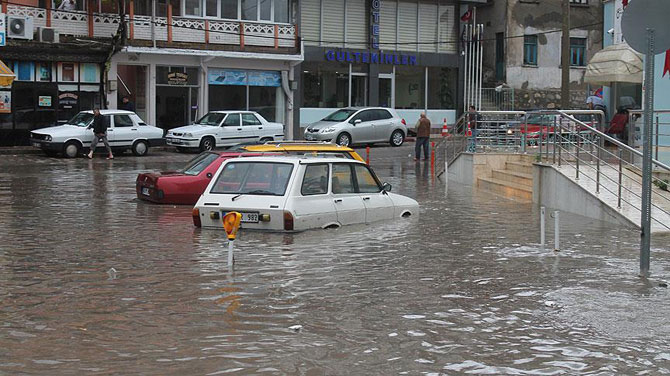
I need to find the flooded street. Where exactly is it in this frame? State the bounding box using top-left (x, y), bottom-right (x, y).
top-left (1, 146), bottom-right (670, 375)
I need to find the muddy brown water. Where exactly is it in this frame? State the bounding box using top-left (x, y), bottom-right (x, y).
top-left (1, 147), bottom-right (670, 374)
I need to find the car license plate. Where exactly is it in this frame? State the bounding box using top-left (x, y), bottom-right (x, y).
top-left (225, 211), bottom-right (259, 223)
top-left (32, 142), bottom-right (41, 147)
top-left (141, 187), bottom-right (150, 196)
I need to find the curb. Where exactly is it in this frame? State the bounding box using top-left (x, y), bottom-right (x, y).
top-left (0, 146), bottom-right (175, 156)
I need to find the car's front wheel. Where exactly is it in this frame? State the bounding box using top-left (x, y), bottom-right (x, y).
top-left (199, 137), bottom-right (215, 152)
top-left (335, 132), bottom-right (352, 147)
top-left (63, 141), bottom-right (81, 158)
top-left (132, 140), bottom-right (149, 156)
top-left (259, 137), bottom-right (273, 144)
top-left (390, 130), bottom-right (405, 147)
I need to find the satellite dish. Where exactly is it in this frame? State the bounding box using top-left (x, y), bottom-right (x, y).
top-left (621, 0), bottom-right (670, 54)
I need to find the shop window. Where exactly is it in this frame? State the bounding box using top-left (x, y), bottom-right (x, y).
top-left (36, 62), bottom-right (51, 82)
top-left (570, 37), bottom-right (586, 67)
top-left (16, 62), bottom-right (34, 81)
top-left (427, 67), bottom-right (456, 109)
top-left (524, 35), bottom-right (538, 65)
top-left (395, 66), bottom-right (424, 109)
top-left (221, 0), bottom-right (238, 18)
top-left (59, 63), bottom-right (78, 82)
top-left (80, 63), bottom-right (99, 83)
top-left (241, 0), bottom-right (257, 20)
top-left (210, 85), bottom-right (246, 111)
top-left (249, 86), bottom-right (278, 121)
top-left (302, 62), bottom-right (348, 108)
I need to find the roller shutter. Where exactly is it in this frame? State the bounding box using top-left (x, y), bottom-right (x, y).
top-left (346, 0), bottom-right (367, 48)
top-left (438, 3), bottom-right (456, 53)
top-left (322, 0), bottom-right (345, 47)
top-left (397, 0), bottom-right (418, 52)
top-left (301, 0), bottom-right (321, 46)
top-left (418, 1), bottom-right (438, 53)
top-left (379, 0), bottom-right (397, 50)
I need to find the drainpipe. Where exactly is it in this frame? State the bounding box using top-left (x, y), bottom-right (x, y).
top-left (200, 56), bottom-right (215, 121)
top-left (282, 46), bottom-right (303, 141)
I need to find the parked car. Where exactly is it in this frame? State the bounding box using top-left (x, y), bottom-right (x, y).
top-left (192, 156), bottom-right (419, 231)
top-left (304, 107), bottom-right (408, 147)
top-left (165, 111), bottom-right (284, 152)
top-left (29, 110), bottom-right (164, 158)
top-left (136, 142), bottom-right (365, 205)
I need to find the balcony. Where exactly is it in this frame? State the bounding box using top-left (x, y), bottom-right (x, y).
top-left (5, 4), bottom-right (299, 52)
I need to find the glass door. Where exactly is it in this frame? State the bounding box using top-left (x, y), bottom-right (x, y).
top-left (378, 73), bottom-right (394, 108)
top-left (351, 74), bottom-right (367, 107)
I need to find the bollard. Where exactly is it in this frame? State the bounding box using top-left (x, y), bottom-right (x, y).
top-left (228, 240), bottom-right (234, 266)
top-left (430, 142), bottom-right (435, 176)
top-left (366, 146), bottom-right (370, 165)
top-left (540, 206), bottom-right (546, 250)
top-left (223, 212), bottom-right (242, 268)
top-left (553, 211), bottom-right (560, 251)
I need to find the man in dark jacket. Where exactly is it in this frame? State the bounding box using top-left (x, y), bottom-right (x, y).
top-left (87, 108), bottom-right (113, 159)
top-left (120, 96), bottom-right (135, 112)
top-left (415, 113), bottom-right (431, 161)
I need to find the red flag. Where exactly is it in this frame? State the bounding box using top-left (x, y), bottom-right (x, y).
top-left (622, 0), bottom-right (628, 7)
top-left (461, 9), bottom-right (472, 22)
top-left (664, 50), bottom-right (670, 78)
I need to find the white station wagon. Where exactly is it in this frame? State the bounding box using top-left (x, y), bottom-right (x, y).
top-left (30, 110), bottom-right (164, 158)
top-left (192, 156), bottom-right (419, 231)
top-left (166, 111), bottom-right (285, 152)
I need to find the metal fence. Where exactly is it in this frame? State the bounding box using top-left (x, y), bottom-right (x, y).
top-left (480, 88), bottom-right (515, 111)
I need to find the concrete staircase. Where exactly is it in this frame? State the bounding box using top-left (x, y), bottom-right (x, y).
top-left (478, 159), bottom-right (534, 201)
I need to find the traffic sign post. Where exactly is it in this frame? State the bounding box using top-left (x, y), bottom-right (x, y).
top-left (222, 212), bottom-right (242, 267)
top-left (621, 0), bottom-right (670, 277)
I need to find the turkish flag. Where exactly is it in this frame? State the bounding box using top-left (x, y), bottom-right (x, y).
top-left (622, 0), bottom-right (628, 7)
top-left (461, 9), bottom-right (472, 22)
top-left (663, 50), bottom-right (670, 78)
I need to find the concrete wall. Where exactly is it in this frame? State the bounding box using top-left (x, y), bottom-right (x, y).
top-left (448, 152), bottom-right (531, 186)
top-left (532, 163), bottom-right (637, 228)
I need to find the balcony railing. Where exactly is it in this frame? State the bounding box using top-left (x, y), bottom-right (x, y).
top-left (5, 4), bottom-right (298, 50)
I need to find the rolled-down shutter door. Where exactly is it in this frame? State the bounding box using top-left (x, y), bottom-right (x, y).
top-left (301, 0), bottom-right (321, 47)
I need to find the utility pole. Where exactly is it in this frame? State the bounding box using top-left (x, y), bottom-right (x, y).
top-left (561, 0), bottom-right (571, 109)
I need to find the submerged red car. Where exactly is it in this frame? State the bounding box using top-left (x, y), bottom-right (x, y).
top-left (136, 151), bottom-right (245, 205)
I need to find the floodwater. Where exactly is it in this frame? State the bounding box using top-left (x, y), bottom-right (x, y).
top-left (1, 147), bottom-right (670, 375)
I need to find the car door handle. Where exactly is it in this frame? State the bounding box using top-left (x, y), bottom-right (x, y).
top-left (258, 127), bottom-right (263, 129)
top-left (334, 199), bottom-right (342, 203)
top-left (237, 128), bottom-right (243, 131)
top-left (362, 197), bottom-right (370, 201)
top-left (131, 128), bottom-right (138, 131)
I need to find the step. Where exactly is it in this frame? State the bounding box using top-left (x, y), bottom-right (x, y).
top-left (506, 161), bottom-right (533, 175)
top-left (477, 176), bottom-right (533, 202)
top-left (491, 169), bottom-right (533, 188)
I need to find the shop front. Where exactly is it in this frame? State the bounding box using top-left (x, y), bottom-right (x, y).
top-left (0, 60), bottom-right (103, 146)
top-left (298, 48), bottom-right (459, 131)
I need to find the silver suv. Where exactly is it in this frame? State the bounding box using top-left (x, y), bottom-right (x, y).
top-left (303, 107), bottom-right (408, 147)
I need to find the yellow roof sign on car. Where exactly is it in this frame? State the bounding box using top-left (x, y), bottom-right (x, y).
top-left (244, 142), bottom-right (364, 162)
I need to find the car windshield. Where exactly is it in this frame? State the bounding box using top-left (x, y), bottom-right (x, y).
top-left (180, 152), bottom-right (220, 176)
top-left (211, 162), bottom-right (294, 196)
top-left (196, 113), bottom-right (226, 126)
top-left (322, 109), bottom-right (357, 122)
top-left (68, 112), bottom-right (94, 127)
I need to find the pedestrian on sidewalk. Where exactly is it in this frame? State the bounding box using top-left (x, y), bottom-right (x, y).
top-left (415, 113), bottom-right (431, 161)
top-left (120, 96), bottom-right (135, 112)
top-left (87, 108), bottom-right (113, 159)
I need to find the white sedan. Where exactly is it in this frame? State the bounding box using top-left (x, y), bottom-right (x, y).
top-left (192, 156), bottom-right (419, 231)
top-left (166, 111), bottom-right (285, 152)
top-left (29, 110), bottom-right (164, 158)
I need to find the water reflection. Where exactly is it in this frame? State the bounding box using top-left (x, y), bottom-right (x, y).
top-left (0, 150), bottom-right (669, 374)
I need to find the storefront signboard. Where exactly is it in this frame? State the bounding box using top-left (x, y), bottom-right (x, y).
top-left (38, 96), bottom-right (52, 107)
top-left (370, 0), bottom-right (380, 49)
top-left (325, 50), bottom-right (417, 65)
top-left (0, 13), bottom-right (6, 47)
top-left (248, 71), bottom-right (281, 87)
top-left (167, 72), bottom-right (188, 85)
top-left (58, 92), bottom-right (78, 109)
top-left (208, 69), bottom-right (281, 87)
top-left (0, 91), bottom-right (10, 113)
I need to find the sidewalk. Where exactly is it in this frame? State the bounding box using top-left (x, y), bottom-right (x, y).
top-left (0, 146), bottom-right (175, 155)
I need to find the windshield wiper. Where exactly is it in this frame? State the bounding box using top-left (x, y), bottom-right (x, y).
top-left (231, 190), bottom-right (278, 201)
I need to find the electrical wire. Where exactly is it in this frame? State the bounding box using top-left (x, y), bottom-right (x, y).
top-left (3, 1), bottom-right (603, 48)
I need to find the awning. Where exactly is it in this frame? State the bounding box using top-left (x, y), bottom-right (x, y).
top-left (584, 42), bottom-right (643, 85)
top-left (0, 60), bottom-right (15, 87)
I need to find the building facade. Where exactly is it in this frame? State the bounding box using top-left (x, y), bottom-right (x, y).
top-left (476, 0), bottom-right (603, 110)
top-left (0, 0), bottom-right (301, 146)
top-left (295, 0), bottom-right (466, 133)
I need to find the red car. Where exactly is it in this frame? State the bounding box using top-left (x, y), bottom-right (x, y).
top-left (136, 151), bottom-right (247, 205)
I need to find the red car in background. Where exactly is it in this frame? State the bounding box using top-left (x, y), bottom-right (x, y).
top-left (136, 151), bottom-right (247, 205)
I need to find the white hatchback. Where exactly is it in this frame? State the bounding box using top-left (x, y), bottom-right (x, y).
top-left (166, 111), bottom-right (285, 152)
top-left (29, 110), bottom-right (164, 158)
top-left (193, 156), bottom-right (419, 231)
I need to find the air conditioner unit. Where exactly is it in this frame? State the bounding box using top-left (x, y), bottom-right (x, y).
top-left (7, 15), bottom-right (34, 40)
top-left (35, 27), bottom-right (59, 43)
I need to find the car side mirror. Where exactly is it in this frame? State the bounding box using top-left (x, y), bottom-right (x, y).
top-left (352, 119), bottom-right (362, 126)
top-left (382, 182), bottom-right (392, 192)
top-left (206, 172), bottom-right (213, 179)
